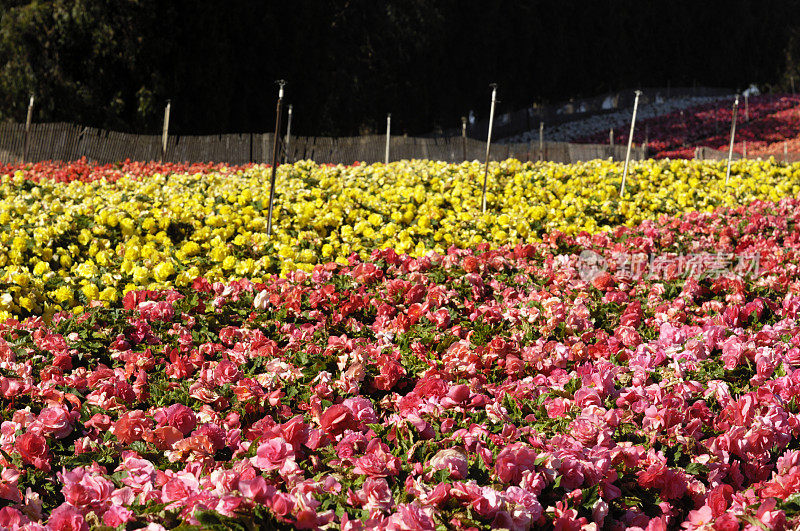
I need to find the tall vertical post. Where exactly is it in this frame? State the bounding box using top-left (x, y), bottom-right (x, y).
top-left (481, 83), bottom-right (497, 213)
top-left (284, 104), bottom-right (293, 164)
top-left (725, 95), bottom-right (740, 186)
top-left (22, 95), bottom-right (34, 162)
top-left (785, 141), bottom-right (789, 163)
top-left (643, 123), bottom-right (649, 156)
top-left (267, 80), bottom-right (286, 238)
top-left (620, 90), bottom-right (642, 197)
top-left (161, 100), bottom-right (171, 162)
top-left (538, 121), bottom-right (544, 161)
top-left (680, 110), bottom-right (687, 146)
top-left (385, 113), bottom-right (391, 165)
top-left (609, 128), bottom-right (614, 147)
top-left (461, 116), bottom-right (467, 161)
top-left (744, 93), bottom-right (749, 122)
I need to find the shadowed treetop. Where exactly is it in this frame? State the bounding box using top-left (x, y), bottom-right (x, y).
top-left (0, 0), bottom-right (798, 136)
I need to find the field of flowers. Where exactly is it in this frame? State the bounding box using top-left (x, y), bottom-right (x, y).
top-left (2, 159), bottom-right (800, 324)
top-left (3, 159), bottom-right (800, 529)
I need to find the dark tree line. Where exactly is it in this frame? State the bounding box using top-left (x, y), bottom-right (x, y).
top-left (1, 0), bottom-right (798, 136)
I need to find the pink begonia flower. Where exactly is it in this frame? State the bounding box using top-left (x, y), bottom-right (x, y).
top-left (558, 455), bottom-right (585, 490)
top-left (469, 486), bottom-right (503, 518)
top-left (574, 387), bottom-right (602, 408)
top-left (342, 396), bottom-right (379, 426)
top-left (59, 467), bottom-right (114, 509)
top-left (111, 486), bottom-right (135, 506)
top-left (426, 483), bottom-right (451, 505)
top-left (213, 359), bottom-right (243, 385)
top-left (117, 455), bottom-right (157, 490)
top-left (359, 477), bottom-right (393, 512)
top-left (161, 472), bottom-right (200, 504)
top-left (336, 431), bottom-right (369, 460)
top-left (320, 404), bottom-right (357, 436)
top-left (238, 476), bottom-right (275, 505)
top-left (0, 507), bottom-right (28, 530)
top-left (216, 495), bottom-right (248, 517)
top-left (353, 439), bottom-right (401, 478)
top-left (429, 448), bottom-right (469, 480)
top-left (113, 410), bottom-right (153, 444)
top-left (271, 491), bottom-right (295, 516)
top-left (681, 505), bottom-right (713, 530)
top-left (15, 432), bottom-right (51, 472)
top-left (103, 506), bottom-right (135, 527)
top-left (163, 403), bottom-right (198, 436)
top-left (250, 436), bottom-right (297, 474)
top-left (570, 417), bottom-right (599, 447)
top-left (47, 503), bottom-right (88, 531)
top-left (385, 503), bottom-right (436, 531)
top-left (34, 406), bottom-right (78, 439)
top-left (495, 443), bottom-right (538, 484)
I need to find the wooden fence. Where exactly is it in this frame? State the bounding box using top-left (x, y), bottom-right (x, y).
top-left (0, 122), bottom-right (647, 165)
top-left (694, 146), bottom-right (800, 163)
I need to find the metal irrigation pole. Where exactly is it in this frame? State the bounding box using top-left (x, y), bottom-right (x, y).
top-left (284, 104), bottom-right (293, 164)
top-left (266, 80), bottom-right (286, 238)
top-left (620, 90), bottom-right (642, 196)
top-left (538, 121), bottom-right (544, 161)
top-left (161, 99), bottom-right (171, 162)
top-left (385, 113), bottom-right (391, 165)
top-left (461, 116), bottom-right (467, 161)
top-left (725, 95), bottom-right (740, 186)
top-left (744, 93), bottom-right (749, 122)
top-left (22, 95), bottom-right (34, 162)
top-left (481, 83), bottom-right (498, 213)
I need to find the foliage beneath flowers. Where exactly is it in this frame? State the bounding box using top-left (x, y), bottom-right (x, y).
top-left (3, 159), bottom-right (800, 323)
top-left (2, 199), bottom-right (800, 528)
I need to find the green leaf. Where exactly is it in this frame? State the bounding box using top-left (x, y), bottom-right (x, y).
top-left (684, 462), bottom-right (709, 477)
top-left (581, 484), bottom-right (600, 510)
top-left (563, 376), bottom-right (581, 395)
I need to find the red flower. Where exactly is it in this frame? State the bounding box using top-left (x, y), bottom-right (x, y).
top-left (164, 404), bottom-right (197, 436)
top-left (462, 256), bottom-right (479, 273)
top-left (320, 404), bottom-right (357, 437)
top-left (592, 272), bottom-right (615, 290)
top-left (113, 410), bottom-right (153, 444)
top-left (15, 432), bottom-right (51, 472)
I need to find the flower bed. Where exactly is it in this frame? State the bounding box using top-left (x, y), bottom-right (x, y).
top-left (576, 95), bottom-right (800, 159)
top-left (0, 159), bottom-right (252, 184)
top-left (2, 197), bottom-right (800, 529)
top-left (2, 159), bottom-right (800, 323)
top-left (503, 95), bottom-right (730, 144)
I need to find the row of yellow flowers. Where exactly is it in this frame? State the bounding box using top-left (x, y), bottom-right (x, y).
top-left (0, 158), bottom-right (798, 321)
